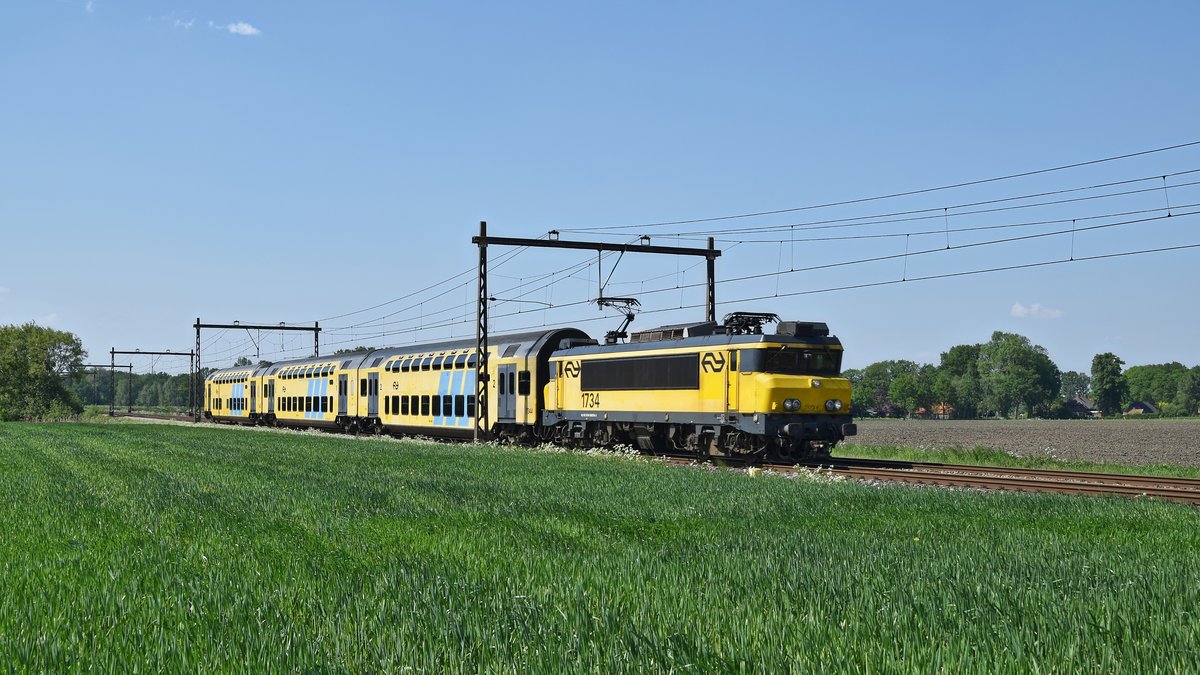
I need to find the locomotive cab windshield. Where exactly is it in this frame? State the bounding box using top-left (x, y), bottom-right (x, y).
top-left (740, 347), bottom-right (842, 376)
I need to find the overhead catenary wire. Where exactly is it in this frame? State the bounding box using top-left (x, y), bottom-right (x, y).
top-left (558, 140), bottom-right (1200, 232)
top-left (263, 146), bottom-right (1200, 340)
top-left (292, 237), bottom-right (536, 326)
top-left (309, 206), bottom-right (1200, 351)
top-left (370, 204), bottom-right (1194, 327)
top-left (322, 238), bottom-right (644, 337)
top-left (579, 170), bottom-right (1200, 240)
top-left (191, 140), bottom-right (1200, 361)
top-left (671, 202), bottom-right (1200, 245)
top-left (321, 243), bottom-right (603, 333)
top-left (306, 238), bottom-right (1200, 352)
top-left (613, 208), bottom-right (1200, 300)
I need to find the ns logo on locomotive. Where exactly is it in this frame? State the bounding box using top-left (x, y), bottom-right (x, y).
top-left (204, 312), bottom-right (856, 459)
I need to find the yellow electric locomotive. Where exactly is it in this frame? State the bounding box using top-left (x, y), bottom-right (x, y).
top-left (542, 313), bottom-right (856, 459)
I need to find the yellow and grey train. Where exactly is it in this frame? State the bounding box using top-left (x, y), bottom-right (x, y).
top-left (204, 313), bottom-right (856, 459)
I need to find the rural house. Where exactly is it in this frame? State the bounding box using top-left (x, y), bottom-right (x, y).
top-left (1123, 401), bottom-right (1159, 415)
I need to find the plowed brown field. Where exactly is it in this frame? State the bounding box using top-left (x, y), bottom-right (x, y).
top-left (842, 418), bottom-right (1200, 467)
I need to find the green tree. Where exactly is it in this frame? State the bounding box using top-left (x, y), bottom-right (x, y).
top-left (852, 360), bottom-right (919, 415)
top-left (888, 373), bottom-right (920, 413)
top-left (883, 364), bottom-right (938, 415)
top-left (977, 331), bottom-right (1060, 418)
top-left (0, 323), bottom-right (86, 420)
top-left (1090, 353), bottom-right (1127, 417)
top-left (1060, 370), bottom-right (1091, 400)
top-left (1175, 366), bottom-right (1200, 415)
top-left (334, 346), bottom-right (375, 355)
top-left (937, 344), bottom-right (983, 418)
top-left (1125, 363), bottom-right (1187, 407)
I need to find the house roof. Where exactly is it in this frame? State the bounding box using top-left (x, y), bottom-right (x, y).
top-left (1069, 395), bottom-right (1095, 409)
top-left (1124, 401), bottom-right (1159, 413)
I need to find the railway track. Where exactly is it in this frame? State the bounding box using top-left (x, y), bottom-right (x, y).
top-left (111, 411), bottom-right (197, 423)
top-left (670, 455), bottom-right (1200, 505)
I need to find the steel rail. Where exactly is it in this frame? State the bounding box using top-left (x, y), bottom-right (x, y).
top-left (800, 457), bottom-right (1200, 490)
top-left (661, 455), bottom-right (1200, 505)
top-left (798, 464), bottom-right (1200, 505)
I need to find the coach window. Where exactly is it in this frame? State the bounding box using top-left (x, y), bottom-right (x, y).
top-left (401, 396), bottom-right (409, 415)
top-left (360, 379), bottom-right (367, 396)
top-left (454, 395), bottom-right (465, 417)
top-left (443, 395), bottom-right (454, 416)
top-left (409, 395), bottom-right (418, 415)
top-left (466, 395), bottom-right (476, 418)
top-left (419, 356), bottom-right (431, 371)
top-left (518, 371), bottom-right (531, 396)
top-left (384, 397), bottom-right (391, 415)
top-left (432, 356), bottom-right (444, 371)
top-left (466, 354), bottom-right (478, 369)
top-left (418, 395), bottom-right (429, 416)
top-left (453, 353), bottom-right (467, 369)
top-left (431, 395), bottom-right (442, 417)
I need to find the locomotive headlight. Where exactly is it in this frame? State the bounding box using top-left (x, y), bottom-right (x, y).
top-left (811, 379), bottom-right (822, 388)
top-left (825, 399), bottom-right (843, 412)
top-left (783, 398), bottom-right (801, 412)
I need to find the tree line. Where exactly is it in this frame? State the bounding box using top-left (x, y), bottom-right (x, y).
top-left (4, 323), bottom-right (1198, 421)
top-left (844, 330), bottom-right (1200, 419)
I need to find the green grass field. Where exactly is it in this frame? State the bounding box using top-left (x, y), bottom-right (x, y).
top-left (1, 423), bottom-right (1198, 672)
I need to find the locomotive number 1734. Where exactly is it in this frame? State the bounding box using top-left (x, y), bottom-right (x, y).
top-left (581, 392), bottom-right (601, 408)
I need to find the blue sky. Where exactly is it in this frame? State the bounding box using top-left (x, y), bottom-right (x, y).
top-left (2, 1), bottom-right (1198, 375)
